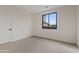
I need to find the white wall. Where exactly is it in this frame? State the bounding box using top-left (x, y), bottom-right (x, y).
top-left (11, 7), bottom-right (33, 41)
top-left (77, 6), bottom-right (79, 47)
top-left (33, 6), bottom-right (77, 44)
top-left (0, 6), bottom-right (12, 44)
top-left (0, 6), bottom-right (33, 43)
top-left (0, 6), bottom-right (33, 42)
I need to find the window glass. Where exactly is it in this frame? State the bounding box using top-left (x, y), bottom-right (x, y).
top-left (49, 13), bottom-right (57, 29)
top-left (42, 15), bottom-right (48, 28)
top-left (42, 12), bottom-right (57, 29)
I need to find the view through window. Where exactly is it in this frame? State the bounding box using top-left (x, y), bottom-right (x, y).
top-left (42, 12), bottom-right (57, 29)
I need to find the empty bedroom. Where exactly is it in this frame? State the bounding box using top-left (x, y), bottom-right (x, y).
top-left (0, 5), bottom-right (79, 53)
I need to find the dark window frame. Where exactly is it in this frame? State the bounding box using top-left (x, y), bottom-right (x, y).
top-left (42, 12), bottom-right (57, 29)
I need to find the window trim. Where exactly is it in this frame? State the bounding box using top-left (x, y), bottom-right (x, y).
top-left (42, 12), bottom-right (57, 29)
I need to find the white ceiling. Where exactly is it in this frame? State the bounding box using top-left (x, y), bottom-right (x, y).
top-left (15, 5), bottom-right (63, 13)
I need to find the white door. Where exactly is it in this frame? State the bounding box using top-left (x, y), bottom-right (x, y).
top-left (0, 7), bottom-right (12, 44)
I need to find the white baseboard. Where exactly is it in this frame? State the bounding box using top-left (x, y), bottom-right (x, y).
top-left (33, 35), bottom-right (77, 46)
top-left (12, 34), bottom-right (32, 42)
top-left (0, 34), bottom-right (32, 45)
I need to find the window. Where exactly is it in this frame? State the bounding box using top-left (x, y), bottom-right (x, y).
top-left (42, 12), bottom-right (57, 29)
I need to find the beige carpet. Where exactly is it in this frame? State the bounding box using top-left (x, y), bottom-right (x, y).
top-left (0, 36), bottom-right (78, 53)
